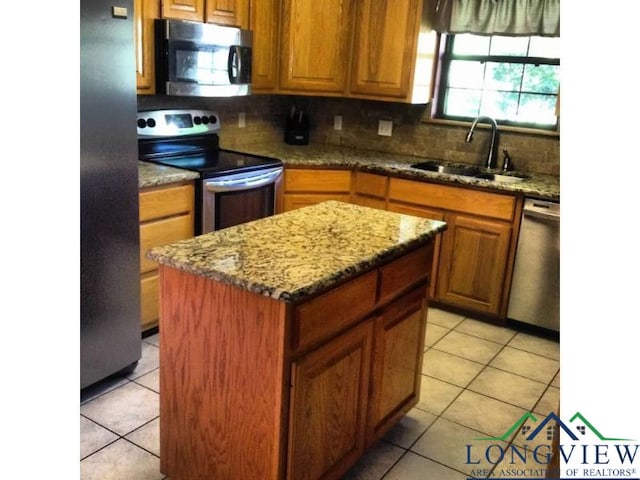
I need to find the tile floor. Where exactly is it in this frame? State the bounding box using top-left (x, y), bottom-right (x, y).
top-left (80, 308), bottom-right (560, 480)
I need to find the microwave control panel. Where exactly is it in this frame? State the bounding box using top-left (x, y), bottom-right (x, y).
top-left (137, 109), bottom-right (220, 137)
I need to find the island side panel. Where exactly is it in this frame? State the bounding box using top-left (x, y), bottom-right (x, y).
top-left (158, 265), bottom-right (289, 480)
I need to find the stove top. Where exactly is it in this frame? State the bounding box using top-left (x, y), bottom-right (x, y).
top-left (137, 109), bottom-right (282, 178)
top-left (146, 149), bottom-right (283, 178)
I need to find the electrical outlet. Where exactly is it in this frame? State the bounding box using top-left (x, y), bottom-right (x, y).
top-left (334, 115), bottom-right (343, 131)
top-left (238, 112), bottom-right (246, 128)
top-left (378, 120), bottom-right (393, 136)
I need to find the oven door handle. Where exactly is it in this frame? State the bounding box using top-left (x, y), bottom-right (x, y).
top-left (204, 167), bottom-right (283, 193)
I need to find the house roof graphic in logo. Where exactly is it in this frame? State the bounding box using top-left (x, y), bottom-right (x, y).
top-left (473, 411), bottom-right (634, 442)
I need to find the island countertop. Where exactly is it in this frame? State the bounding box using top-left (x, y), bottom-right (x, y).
top-left (146, 200), bottom-right (446, 303)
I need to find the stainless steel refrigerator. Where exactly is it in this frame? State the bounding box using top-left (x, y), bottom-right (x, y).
top-left (81, 0), bottom-right (141, 389)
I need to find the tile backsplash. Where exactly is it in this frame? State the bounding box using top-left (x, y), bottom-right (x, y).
top-left (137, 94), bottom-right (559, 176)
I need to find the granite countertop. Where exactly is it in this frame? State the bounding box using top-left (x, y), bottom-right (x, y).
top-left (138, 161), bottom-right (199, 188)
top-left (138, 143), bottom-right (559, 201)
top-left (232, 142), bottom-right (560, 201)
top-left (147, 200), bottom-right (446, 303)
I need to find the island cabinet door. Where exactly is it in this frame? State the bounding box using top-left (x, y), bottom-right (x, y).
top-left (366, 285), bottom-right (428, 444)
top-left (287, 320), bottom-right (373, 480)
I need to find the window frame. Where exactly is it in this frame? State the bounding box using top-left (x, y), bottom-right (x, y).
top-left (432, 33), bottom-right (560, 132)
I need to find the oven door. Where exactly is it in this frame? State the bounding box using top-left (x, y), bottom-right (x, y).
top-left (201, 167), bottom-right (283, 234)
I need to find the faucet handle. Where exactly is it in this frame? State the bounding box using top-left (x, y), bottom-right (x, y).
top-left (502, 149), bottom-right (513, 171)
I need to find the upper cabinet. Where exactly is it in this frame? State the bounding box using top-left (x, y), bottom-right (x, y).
top-left (135, 0), bottom-right (160, 94)
top-left (253, 0), bottom-right (437, 103)
top-left (206, 0), bottom-right (249, 27)
top-left (250, 0), bottom-right (280, 92)
top-left (349, 0), bottom-right (421, 99)
top-left (279, 0), bottom-right (354, 94)
top-left (161, 0), bottom-right (204, 22)
top-left (162, 0), bottom-right (249, 28)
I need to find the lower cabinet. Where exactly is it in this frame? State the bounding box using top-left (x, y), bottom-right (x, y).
top-left (367, 286), bottom-right (427, 444)
top-left (139, 182), bottom-right (194, 331)
top-left (388, 176), bottom-right (520, 318)
top-left (280, 167), bottom-right (522, 319)
top-left (436, 213), bottom-right (512, 314)
top-left (288, 320), bottom-right (373, 480)
top-left (282, 168), bottom-right (352, 212)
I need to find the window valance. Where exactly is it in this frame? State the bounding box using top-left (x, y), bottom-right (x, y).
top-left (431, 0), bottom-right (560, 37)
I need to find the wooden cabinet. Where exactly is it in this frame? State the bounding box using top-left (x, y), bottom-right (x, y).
top-left (349, 0), bottom-right (422, 99)
top-left (138, 182), bottom-right (194, 331)
top-left (162, 0), bottom-right (249, 28)
top-left (283, 168), bottom-right (352, 212)
top-left (288, 320), bottom-right (373, 480)
top-left (281, 166), bottom-right (522, 319)
top-left (206, 0), bottom-right (249, 27)
top-left (436, 213), bottom-right (512, 315)
top-left (135, 0), bottom-right (160, 94)
top-left (161, 0), bottom-right (204, 22)
top-left (158, 241), bottom-right (434, 480)
top-left (279, 0), bottom-right (354, 94)
top-left (352, 171), bottom-right (388, 210)
top-left (388, 177), bottom-right (520, 317)
top-left (251, 0), bottom-right (281, 92)
top-left (368, 285), bottom-right (426, 443)
top-left (265, 0), bottom-right (435, 102)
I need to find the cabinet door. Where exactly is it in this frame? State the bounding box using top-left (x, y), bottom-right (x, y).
top-left (436, 213), bottom-right (512, 315)
top-left (251, 0), bottom-right (280, 91)
top-left (279, 0), bottom-right (354, 93)
top-left (288, 320), bottom-right (373, 480)
top-left (162, 0), bottom-right (204, 21)
top-left (368, 286), bottom-right (427, 443)
top-left (349, 0), bottom-right (421, 99)
top-left (135, 0), bottom-right (159, 94)
top-left (206, 0), bottom-right (249, 27)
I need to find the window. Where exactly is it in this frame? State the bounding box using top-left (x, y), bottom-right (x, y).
top-left (434, 34), bottom-right (560, 130)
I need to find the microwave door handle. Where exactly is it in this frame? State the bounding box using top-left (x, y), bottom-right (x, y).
top-left (205, 168), bottom-right (282, 193)
top-left (228, 46), bottom-right (240, 84)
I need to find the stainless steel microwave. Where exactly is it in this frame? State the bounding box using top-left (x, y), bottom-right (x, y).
top-left (155, 19), bottom-right (252, 97)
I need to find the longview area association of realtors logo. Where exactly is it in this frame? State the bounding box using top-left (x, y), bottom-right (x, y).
top-left (464, 411), bottom-right (638, 480)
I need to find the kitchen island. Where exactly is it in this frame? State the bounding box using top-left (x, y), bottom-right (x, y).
top-left (147, 201), bottom-right (446, 480)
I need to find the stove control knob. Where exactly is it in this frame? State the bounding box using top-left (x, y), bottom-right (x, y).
top-left (137, 118), bottom-right (147, 128)
top-left (193, 116), bottom-right (202, 125)
top-left (202, 116), bottom-right (210, 125)
top-left (147, 118), bottom-right (156, 128)
top-left (209, 115), bottom-right (217, 124)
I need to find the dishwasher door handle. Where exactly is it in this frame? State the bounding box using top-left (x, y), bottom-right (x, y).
top-left (523, 201), bottom-right (560, 222)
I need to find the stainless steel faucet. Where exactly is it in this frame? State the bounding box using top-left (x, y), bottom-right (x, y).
top-left (465, 116), bottom-right (498, 169)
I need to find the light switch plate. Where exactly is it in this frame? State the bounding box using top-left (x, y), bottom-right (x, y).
top-left (238, 112), bottom-right (246, 128)
top-left (378, 120), bottom-right (393, 136)
top-left (334, 115), bottom-right (343, 131)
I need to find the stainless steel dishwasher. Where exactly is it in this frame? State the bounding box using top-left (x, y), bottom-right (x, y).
top-left (507, 198), bottom-right (560, 332)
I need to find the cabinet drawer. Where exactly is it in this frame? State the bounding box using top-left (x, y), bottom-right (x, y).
top-left (388, 178), bottom-right (515, 221)
top-left (354, 172), bottom-right (388, 198)
top-left (284, 169), bottom-right (352, 192)
top-left (284, 193), bottom-right (352, 211)
top-left (139, 184), bottom-right (194, 222)
top-left (140, 273), bottom-right (159, 330)
top-left (293, 270), bottom-right (378, 353)
top-left (140, 214), bottom-right (194, 274)
top-left (378, 244), bottom-right (433, 304)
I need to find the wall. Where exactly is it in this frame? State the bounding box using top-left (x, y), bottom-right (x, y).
top-left (137, 94), bottom-right (560, 176)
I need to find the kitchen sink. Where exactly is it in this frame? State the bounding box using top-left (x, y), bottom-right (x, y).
top-left (411, 161), bottom-right (481, 177)
top-left (474, 172), bottom-right (529, 183)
